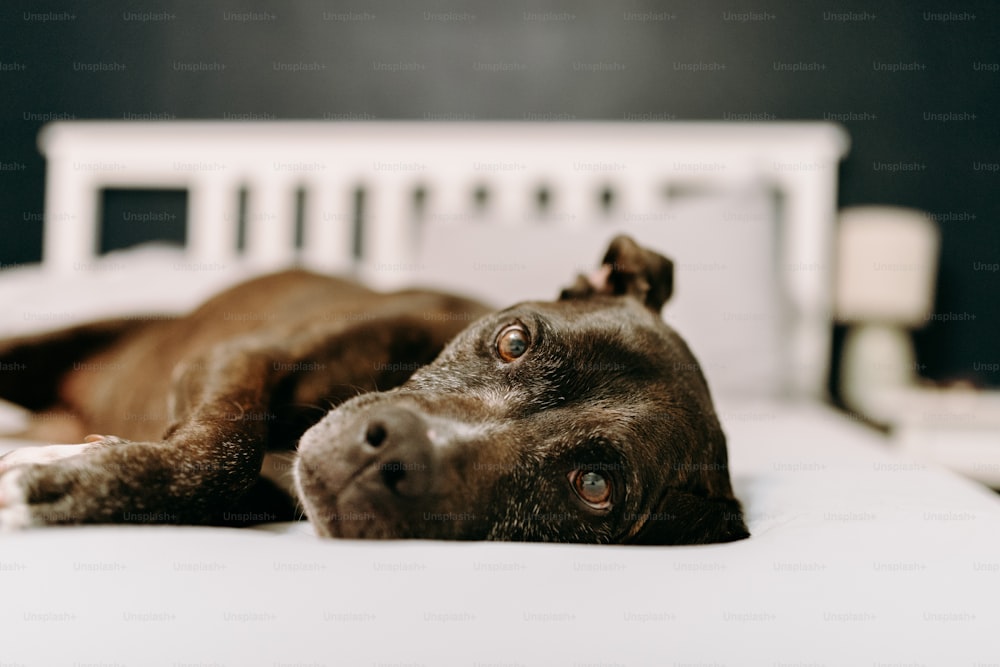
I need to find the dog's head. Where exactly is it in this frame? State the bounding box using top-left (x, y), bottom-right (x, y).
top-left (295, 235), bottom-right (748, 545)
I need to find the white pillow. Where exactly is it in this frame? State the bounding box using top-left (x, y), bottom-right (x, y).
top-left (411, 188), bottom-right (783, 398)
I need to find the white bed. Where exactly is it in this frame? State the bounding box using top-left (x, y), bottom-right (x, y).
top-left (2, 121), bottom-right (997, 665)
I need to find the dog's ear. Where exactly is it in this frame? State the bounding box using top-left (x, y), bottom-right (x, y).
top-left (626, 489), bottom-right (750, 546)
top-left (559, 235), bottom-right (674, 313)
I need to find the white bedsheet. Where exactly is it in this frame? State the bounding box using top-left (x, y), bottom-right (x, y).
top-left (2, 398), bottom-right (998, 666)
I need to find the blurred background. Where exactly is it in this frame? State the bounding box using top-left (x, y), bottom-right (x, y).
top-left (1, 0), bottom-right (998, 399)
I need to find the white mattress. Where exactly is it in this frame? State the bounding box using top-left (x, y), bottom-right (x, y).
top-left (2, 397), bottom-right (998, 666)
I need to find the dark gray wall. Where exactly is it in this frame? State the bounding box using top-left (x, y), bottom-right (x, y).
top-left (1, 0), bottom-right (998, 388)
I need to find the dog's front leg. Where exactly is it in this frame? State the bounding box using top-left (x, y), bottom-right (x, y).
top-left (0, 341), bottom-right (287, 530)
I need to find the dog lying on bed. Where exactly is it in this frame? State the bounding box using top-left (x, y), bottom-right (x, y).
top-left (0, 236), bottom-right (748, 544)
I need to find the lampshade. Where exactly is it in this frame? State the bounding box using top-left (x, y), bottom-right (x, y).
top-left (834, 206), bottom-right (939, 326)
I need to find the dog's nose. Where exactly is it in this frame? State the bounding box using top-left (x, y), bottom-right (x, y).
top-left (362, 406), bottom-right (434, 497)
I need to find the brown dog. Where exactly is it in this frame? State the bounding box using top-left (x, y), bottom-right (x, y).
top-left (0, 236), bottom-right (748, 544)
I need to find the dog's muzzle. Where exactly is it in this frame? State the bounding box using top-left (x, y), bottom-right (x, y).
top-left (294, 402), bottom-right (458, 538)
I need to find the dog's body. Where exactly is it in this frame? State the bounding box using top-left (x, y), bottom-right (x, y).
top-left (0, 237), bottom-right (748, 544)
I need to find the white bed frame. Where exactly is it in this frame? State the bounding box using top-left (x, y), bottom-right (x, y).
top-left (38, 121), bottom-right (849, 398)
top-left (13, 122), bottom-right (1000, 667)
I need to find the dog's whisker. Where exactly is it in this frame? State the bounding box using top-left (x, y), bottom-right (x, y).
top-left (289, 403), bottom-right (328, 416)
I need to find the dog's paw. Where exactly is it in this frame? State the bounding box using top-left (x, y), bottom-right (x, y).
top-left (0, 468), bottom-right (32, 530)
top-left (0, 435), bottom-right (124, 531)
top-left (1, 439), bottom-right (96, 472)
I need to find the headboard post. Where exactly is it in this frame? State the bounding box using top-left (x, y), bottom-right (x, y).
top-left (772, 155), bottom-right (843, 399)
top-left (42, 160), bottom-right (99, 273)
top-left (187, 174), bottom-right (239, 266)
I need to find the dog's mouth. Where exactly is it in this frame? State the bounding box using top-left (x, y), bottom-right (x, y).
top-left (294, 456), bottom-right (398, 539)
top-left (296, 449), bottom-right (459, 539)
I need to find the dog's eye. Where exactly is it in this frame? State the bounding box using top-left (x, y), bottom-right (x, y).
top-left (496, 325), bottom-right (530, 362)
top-left (569, 470), bottom-right (612, 509)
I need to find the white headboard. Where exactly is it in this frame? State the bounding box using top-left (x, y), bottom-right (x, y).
top-left (36, 121), bottom-right (849, 399)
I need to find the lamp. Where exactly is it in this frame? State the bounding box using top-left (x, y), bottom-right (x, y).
top-left (834, 206), bottom-right (940, 423)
